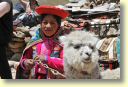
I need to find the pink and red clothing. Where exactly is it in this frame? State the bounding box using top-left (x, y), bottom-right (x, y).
top-left (16, 32), bottom-right (64, 79)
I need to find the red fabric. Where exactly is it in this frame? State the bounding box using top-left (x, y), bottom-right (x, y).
top-left (19, 41), bottom-right (64, 79)
top-left (20, 47), bottom-right (33, 70)
top-left (47, 56), bottom-right (64, 73)
top-left (35, 5), bottom-right (69, 19)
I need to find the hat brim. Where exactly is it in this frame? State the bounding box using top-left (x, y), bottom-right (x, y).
top-left (35, 5), bottom-right (69, 19)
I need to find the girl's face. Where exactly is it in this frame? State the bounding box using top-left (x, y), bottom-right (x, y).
top-left (41, 15), bottom-right (59, 37)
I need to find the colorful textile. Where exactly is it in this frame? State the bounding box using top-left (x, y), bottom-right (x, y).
top-left (16, 28), bottom-right (64, 79)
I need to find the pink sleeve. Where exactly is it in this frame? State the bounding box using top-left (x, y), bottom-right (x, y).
top-left (47, 50), bottom-right (64, 73)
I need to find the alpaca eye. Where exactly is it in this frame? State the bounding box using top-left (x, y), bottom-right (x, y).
top-left (74, 45), bottom-right (81, 49)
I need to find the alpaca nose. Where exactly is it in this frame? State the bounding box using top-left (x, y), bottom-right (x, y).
top-left (85, 52), bottom-right (91, 56)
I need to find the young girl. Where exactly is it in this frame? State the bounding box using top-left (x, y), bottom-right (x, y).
top-left (16, 5), bottom-right (69, 79)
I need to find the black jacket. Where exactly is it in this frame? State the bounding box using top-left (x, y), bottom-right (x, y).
top-left (0, 0), bottom-right (13, 46)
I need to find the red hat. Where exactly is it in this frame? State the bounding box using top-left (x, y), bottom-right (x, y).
top-left (35, 5), bottom-right (69, 19)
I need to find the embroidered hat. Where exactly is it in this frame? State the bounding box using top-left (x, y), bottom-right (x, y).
top-left (35, 5), bottom-right (69, 19)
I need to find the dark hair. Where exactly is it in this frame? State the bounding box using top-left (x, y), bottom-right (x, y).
top-left (40, 14), bottom-right (61, 26)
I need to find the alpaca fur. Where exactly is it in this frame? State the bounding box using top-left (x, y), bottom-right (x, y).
top-left (59, 31), bottom-right (100, 79)
top-left (101, 68), bottom-right (120, 79)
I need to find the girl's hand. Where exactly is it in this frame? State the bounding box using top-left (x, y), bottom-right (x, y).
top-left (38, 54), bottom-right (45, 61)
top-left (35, 54), bottom-right (46, 62)
top-left (24, 59), bottom-right (34, 70)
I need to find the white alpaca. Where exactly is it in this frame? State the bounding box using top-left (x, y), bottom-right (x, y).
top-left (59, 31), bottom-right (100, 79)
top-left (59, 31), bottom-right (120, 79)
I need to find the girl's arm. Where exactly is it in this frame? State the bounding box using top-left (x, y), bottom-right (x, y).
top-left (45, 50), bottom-right (64, 73)
top-left (20, 47), bottom-right (33, 70)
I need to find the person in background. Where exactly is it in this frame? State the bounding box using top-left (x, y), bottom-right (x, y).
top-left (18, 0), bottom-right (39, 13)
top-left (0, 0), bottom-right (13, 79)
top-left (16, 5), bottom-right (69, 79)
top-left (13, 0), bottom-right (26, 16)
top-left (13, 0), bottom-right (39, 16)
top-left (13, 0), bottom-right (40, 28)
